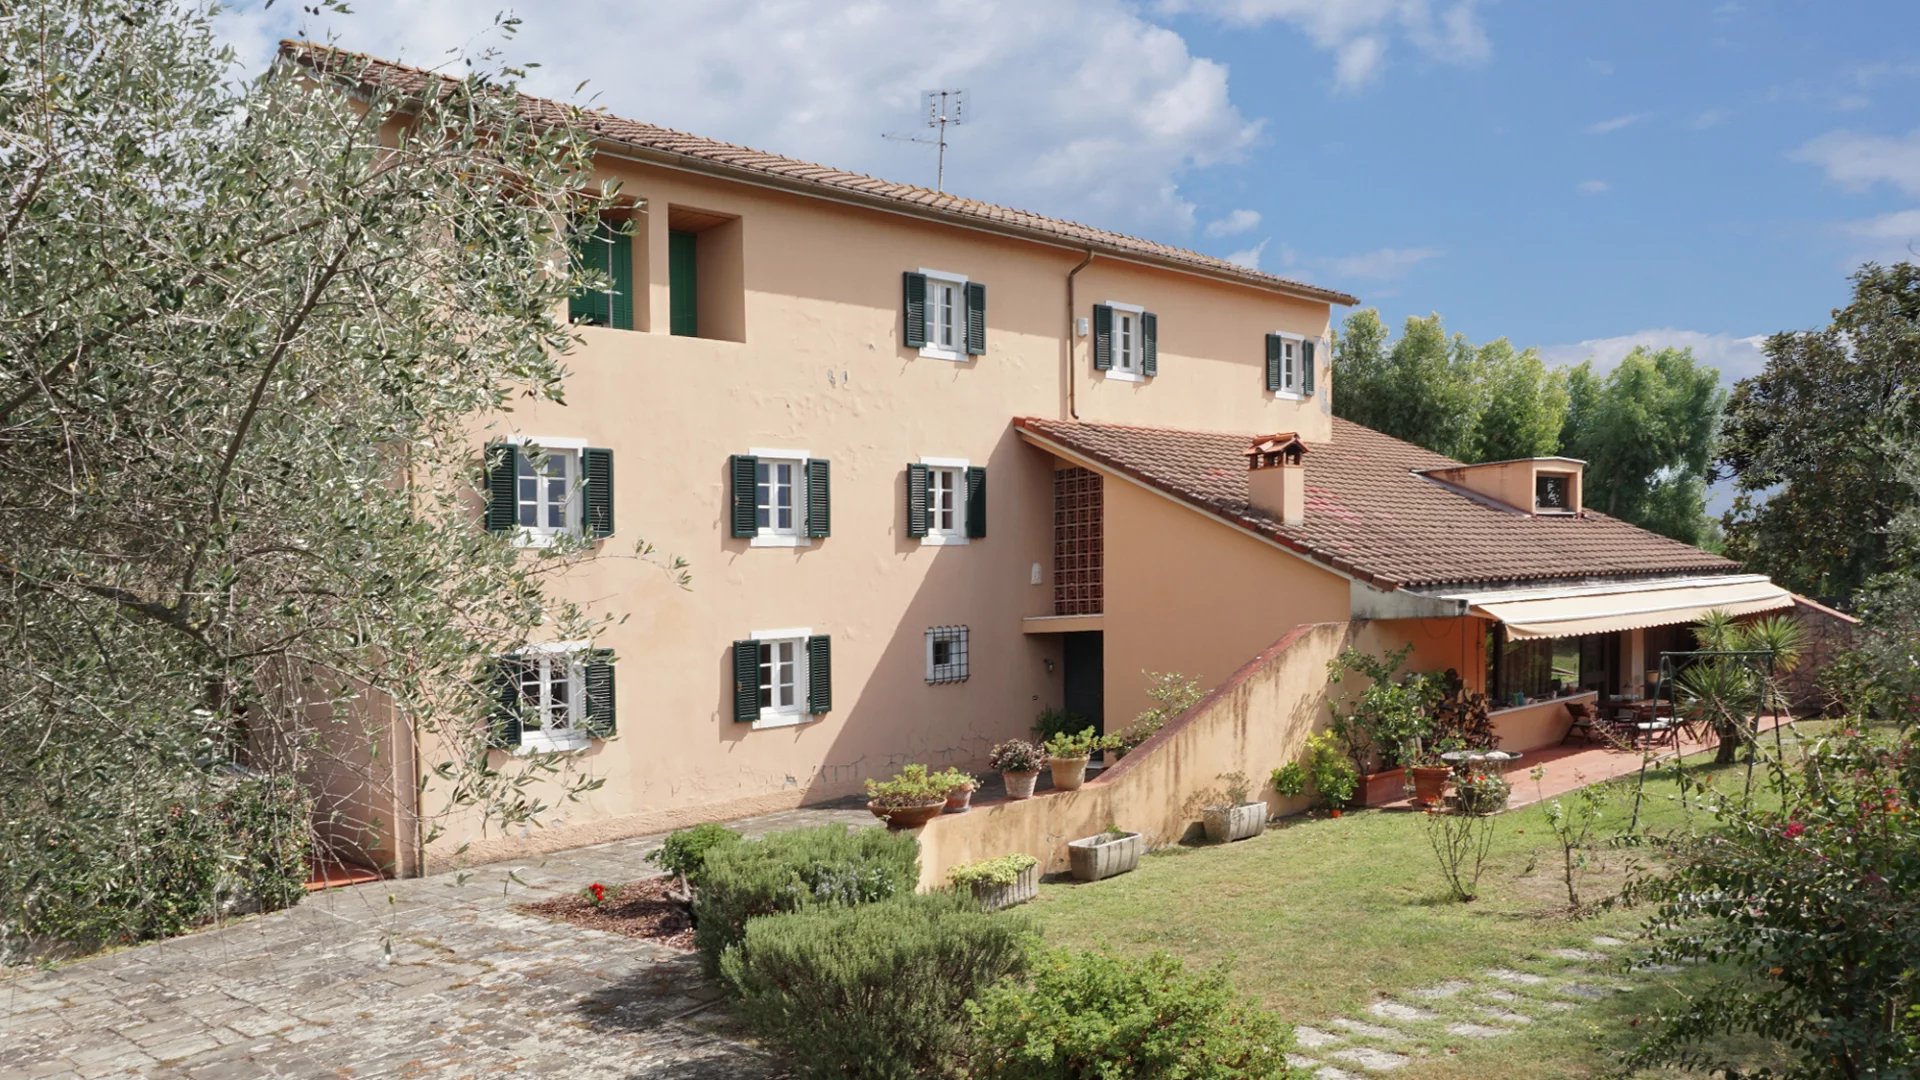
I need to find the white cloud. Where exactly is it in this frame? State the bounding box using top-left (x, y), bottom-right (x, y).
top-left (1539, 329), bottom-right (1768, 383)
top-left (1576, 179), bottom-right (1610, 195)
top-left (1321, 246), bottom-right (1442, 280)
top-left (1792, 128), bottom-right (1920, 197)
top-left (1691, 107), bottom-right (1729, 130)
top-left (1584, 112), bottom-right (1648, 135)
top-left (1842, 208), bottom-right (1920, 261)
top-left (1158, 0), bottom-right (1491, 93)
top-left (215, 0), bottom-right (1262, 237)
top-left (1225, 239), bottom-right (1269, 269)
top-left (1204, 208), bottom-right (1263, 237)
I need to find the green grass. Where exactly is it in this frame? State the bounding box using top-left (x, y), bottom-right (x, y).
top-left (1025, 748), bottom-right (1807, 1078)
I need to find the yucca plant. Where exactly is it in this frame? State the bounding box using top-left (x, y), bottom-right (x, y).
top-left (1676, 611), bottom-right (1807, 764)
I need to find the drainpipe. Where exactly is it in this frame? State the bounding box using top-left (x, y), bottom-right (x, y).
top-left (1065, 250), bottom-right (1094, 419)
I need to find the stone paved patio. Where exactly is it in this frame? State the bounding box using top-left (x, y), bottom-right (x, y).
top-left (0, 804), bottom-right (875, 1080)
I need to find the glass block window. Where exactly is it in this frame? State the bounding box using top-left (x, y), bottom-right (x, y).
top-left (1053, 467), bottom-right (1103, 615)
top-left (925, 625), bottom-right (970, 684)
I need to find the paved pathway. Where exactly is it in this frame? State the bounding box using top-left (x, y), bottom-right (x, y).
top-left (0, 804), bottom-right (875, 1080)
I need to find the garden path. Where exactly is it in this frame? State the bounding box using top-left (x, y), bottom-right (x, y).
top-left (0, 803), bottom-right (874, 1080)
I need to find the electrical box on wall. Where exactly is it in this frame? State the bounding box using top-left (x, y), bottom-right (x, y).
top-left (1076, 316), bottom-right (1089, 337)
top-left (1030, 562), bottom-right (1043, 585)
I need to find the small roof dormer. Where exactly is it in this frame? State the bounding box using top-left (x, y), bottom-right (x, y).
top-left (1418, 457), bottom-right (1585, 517)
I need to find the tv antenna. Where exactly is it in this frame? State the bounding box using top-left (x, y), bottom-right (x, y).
top-left (883, 89), bottom-right (967, 192)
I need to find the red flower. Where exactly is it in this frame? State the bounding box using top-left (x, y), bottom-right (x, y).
top-left (587, 882), bottom-right (607, 904)
top-left (1783, 821), bottom-right (1807, 840)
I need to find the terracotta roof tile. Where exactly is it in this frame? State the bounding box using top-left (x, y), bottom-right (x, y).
top-left (1016, 416), bottom-right (1740, 590)
top-left (278, 41), bottom-right (1359, 307)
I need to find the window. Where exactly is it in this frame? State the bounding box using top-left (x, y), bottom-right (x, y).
top-left (491, 643), bottom-right (615, 752)
top-left (730, 449), bottom-right (829, 546)
top-left (926, 626), bottom-right (970, 684)
top-left (909, 457), bottom-right (983, 545)
top-left (665, 205), bottom-right (746, 342)
top-left (483, 436), bottom-right (613, 547)
top-left (1264, 333), bottom-right (1317, 397)
top-left (732, 630), bottom-right (831, 727)
top-left (568, 216), bottom-right (635, 331)
top-left (1488, 627), bottom-right (1583, 707)
top-left (1094, 302), bottom-right (1157, 381)
top-left (1535, 472), bottom-right (1574, 513)
top-left (904, 269), bottom-right (985, 360)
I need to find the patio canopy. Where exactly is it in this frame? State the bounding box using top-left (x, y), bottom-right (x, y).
top-left (1440, 574), bottom-right (1793, 640)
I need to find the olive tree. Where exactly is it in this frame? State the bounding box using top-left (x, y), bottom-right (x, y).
top-left (0, 2), bottom-right (667, 951)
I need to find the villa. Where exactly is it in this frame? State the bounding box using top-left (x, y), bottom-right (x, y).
top-left (283, 43), bottom-right (1810, 879)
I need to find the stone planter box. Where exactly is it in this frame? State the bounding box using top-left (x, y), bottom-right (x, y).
top-left (968, 864), bottom-right (1040, 911)
top-left (1068, 830), bottom-right (1143, 882)
top-left (1202, 801), bottom-right (1268, 843)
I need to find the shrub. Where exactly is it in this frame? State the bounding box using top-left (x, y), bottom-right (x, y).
top-left (692, 824), bottom-right (918, 977)
top-left (1304, 730), bottom-right (1358, 809)
top-left (1424, 804), bottom-right (1497, 902)
top-left (988, 739), bottom-right (1044, 773)
top-left (966, 948), bottom-right (1303, 1079)
top-left (1270, 761), bottom-right (1307, 799)
top-left (645, 822), bottom-right (741, 896)
top-left (1325, 644), bottom-right (1442, 771)
top-left (1109, 671), bottom-right (1205, 756)
top-left (948, 853), bottom-right (1038, 888)
top-left (1033, 706), bottom-right (1089, 744)
top-left (722, 890), bottom-right (1032, 1080)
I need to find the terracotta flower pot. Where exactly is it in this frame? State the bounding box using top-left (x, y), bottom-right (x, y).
top-left (1048, 755), bottom-right (1090, 792)
top-left (944, 784), bottom-right (975, 813)
top-left (1410, 765), bottom-right (1453, 808)
top-left (1330, 808), bottom-right (1343, 818)
top-left (869, 798), bottom-right (947, 830)
top-left (1002, 770), bottom-right (1039, 800)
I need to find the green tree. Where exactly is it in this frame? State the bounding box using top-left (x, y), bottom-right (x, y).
top-left (0, 2), bottom-right (674, 951)
top-left (1557, 347), bottom-right (1723, 544)
top-left (1333, 310), bottom-right (1482, 460)
top-left (1472, 338), bottom-right (1568, 460)
top-left (1721, 263), bottom-right (1920, 607)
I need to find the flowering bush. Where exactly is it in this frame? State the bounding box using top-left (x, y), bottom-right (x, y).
top-left (584, 882), bottom-right (608, 906)
top-left (1452, 771), bottom-right (1510, 816)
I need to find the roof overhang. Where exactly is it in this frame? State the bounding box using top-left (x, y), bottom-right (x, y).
top-left (1429, 574), bottom-right (1793, 640)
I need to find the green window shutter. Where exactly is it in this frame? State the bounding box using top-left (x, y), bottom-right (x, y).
top-left (902, 272), bottom-right (928, 348)
top-left (729, 454), bottom-right (759, 538)
top-left (584, 649), bottom-right (616, 737)
top-left (582, 447), bottom-right (614, 538)
top-left (965, 465), bottom-right (987, 538)
top-left (806, 635), bottom-right (832, 715)
top-left (489, 658), bottom-right (523, 749)
top-left (485, 443), bottom-right (519, 534)
top-left (732, 640), bottom-right (759, 722)
top-left (964, 282), bottom-right (987, 355)
top-left (905, 463), bottom-right (930, 538)
top-left (568, 219), bottom-right (612, 326)
top-left (1092, 304), bottom-right (1114, 370)
top-left (607, 228), bottom-right (634, 331)
top-left (1142, 312), bottom-right (1159, 377)
top-left (805, 458), bottom-right (831, 538)
top-left (669, 229), bottom-right (698, 337)
top-left (1301, 338), bottom-right (1316, 395)
top-left (1265, 334), bottom-right (1283, 393)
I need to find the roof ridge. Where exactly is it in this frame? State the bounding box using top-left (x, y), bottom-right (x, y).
top-left (277, 40), bottom-right (1359, 307)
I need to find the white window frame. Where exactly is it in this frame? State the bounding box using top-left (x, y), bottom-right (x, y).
top-left (925, 625), bottom-right (970, 684)
top-left (509, 640), bottom-right (592, 754)
top-left (1103, 300), bottom-right (1148, 383)
top-left (1272, 331), bottom-right (1305, 399)
top-left (918, 268), bottom-right (968, 362)
top-left (507, 434), bottom-right (588, 549)
top-left (750, 627), bottom-right (815, 729)
top-left (919, 455), bottom-right (970, 546)
top-left (749, 447), bottom-right (813, 548)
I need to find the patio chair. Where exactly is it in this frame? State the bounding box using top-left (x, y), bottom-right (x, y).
top-left (1560, 701), bottom-right (1597, 746)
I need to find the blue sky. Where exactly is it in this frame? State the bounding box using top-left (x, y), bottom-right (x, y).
top-left (218, 0), bottom-right (1920, 382)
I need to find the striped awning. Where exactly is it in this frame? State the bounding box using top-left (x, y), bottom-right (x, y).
top-left (1441, 574), bottom-right (1793, 640)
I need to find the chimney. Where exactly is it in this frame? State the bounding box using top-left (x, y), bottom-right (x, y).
top-left (1245, 432), bottom-right (1309, 527)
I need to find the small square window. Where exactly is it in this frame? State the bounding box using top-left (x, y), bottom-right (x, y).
top-left (1536, 472), bottom-right (1573, 513)
top-left (926, 626), bottom-right (970, 684)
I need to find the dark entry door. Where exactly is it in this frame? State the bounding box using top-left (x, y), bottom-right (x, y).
top-left (1062, 631), bottom-right (1105, 736)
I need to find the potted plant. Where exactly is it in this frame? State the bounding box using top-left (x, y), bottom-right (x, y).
top-left (935, 768), bottom-right (978, 813)
top-left (1067, 825), bottom-right (1144, 881)
top-left (948, 853), bottom-right (1040, 910)
top-left (989, 739), bottom-right (1045, 799)
top-left (865, 764), bottom-right (952, 829)
top-left (1453, 770), bottom-right (1511, 816)
top-left (1406, 736), bottom-right (1463, 809)
top-left (1200, 771), bottom-right (1268, 843)
top-left (1325, 646), bottom-right (1442, 806)
top-left (1044, 727), bottom-right (1103, 792)
top-left (1305, 730), bottom-right (1358, 817)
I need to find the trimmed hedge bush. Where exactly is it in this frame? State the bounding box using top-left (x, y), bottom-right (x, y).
top-left (645, 822), bottom-right (741, 885)
top-left (966, 948), bottom-right (1304, 1079)
top-left (692, 823), bottom-right (918, 976)
top-left (721, 889), bottom-right (1032, 1079)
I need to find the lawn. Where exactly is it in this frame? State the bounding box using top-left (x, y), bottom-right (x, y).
top-left (1025, 749), bottom-right (1804, 1078)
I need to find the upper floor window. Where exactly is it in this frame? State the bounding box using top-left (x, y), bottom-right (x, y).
top-left (1094, 303), bottom-right (1158, 381)
top-left (907, 457), bottom-right (986, 545)
top-left (1264, 332), bottom-right (1317, 398)
top-left (1535, 472), bottom-right (1574, 514)
top-left (903, 270), bottom-right (986, 361)
top-left (568, 216), bottom-right (635, 331)
top-left (730, 450), bottom-right (830, 546)
top-left (483, 437), bottom-right (614, 546)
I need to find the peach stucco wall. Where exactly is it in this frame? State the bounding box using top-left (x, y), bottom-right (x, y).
top-left (412, 155), bottom-right (1345, 868)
